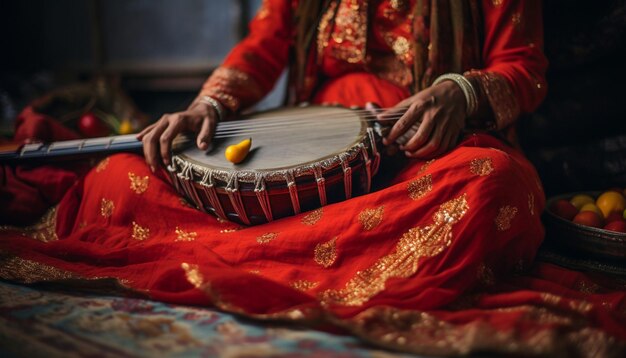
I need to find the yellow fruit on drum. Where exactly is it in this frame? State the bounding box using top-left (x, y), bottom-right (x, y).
top-left (570, 194), bottom-right (594, 210)
top-left (225, 138), bottom-right (252, 164)
top-left (596, 191), bottom-right (626, 218)
top-left (580, 203), bottom-right (603, 217)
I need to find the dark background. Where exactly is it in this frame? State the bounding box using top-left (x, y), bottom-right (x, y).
top-left (1, 0), bottom-right (625, 196)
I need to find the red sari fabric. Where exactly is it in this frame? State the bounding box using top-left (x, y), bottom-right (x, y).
top-left (1, 1), bottom-right (626, 356)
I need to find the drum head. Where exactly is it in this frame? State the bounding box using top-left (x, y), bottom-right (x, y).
top-left (178, 106), bottom-right (365, 171)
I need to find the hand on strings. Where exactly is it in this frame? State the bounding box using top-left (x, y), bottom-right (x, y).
top-left (377, 81), bottom-right (466, 159)
top-left (136, 99), bottom-right (219, 172)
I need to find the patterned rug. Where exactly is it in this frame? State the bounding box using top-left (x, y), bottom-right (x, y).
top-left (0, 280), bottom-right (421, 357)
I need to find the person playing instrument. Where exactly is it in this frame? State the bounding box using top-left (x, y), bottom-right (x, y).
top-left (2, 1), bottom-right (626, 355)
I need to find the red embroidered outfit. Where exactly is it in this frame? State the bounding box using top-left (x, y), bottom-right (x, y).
top-left (1, 1), bottom-right (625, 355)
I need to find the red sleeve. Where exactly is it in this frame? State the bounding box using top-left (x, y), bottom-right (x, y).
top-left (466, 0), bottom-right (548, 130)
top-left (199, 0), bottom-right (294, 113)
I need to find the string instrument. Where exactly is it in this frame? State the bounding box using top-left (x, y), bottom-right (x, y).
top-left (1, 106), bottom-right (386, 225)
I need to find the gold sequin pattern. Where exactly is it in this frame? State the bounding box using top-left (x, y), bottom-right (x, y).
top-left (491, 0), bottom-right (503, 6)
top-left (0, 255), bottom-right (80, 283)
top-left (95, 157), bottom-right (110, 172)
top-left (464, 70), bottom-right (520, 130)
top-left (128, 172), bottom-right (149, 194)
top-left (418, 159), bottom-right (435, 174)
top-left (100, 198), bottom-right (115, 218)
top-left (131, 221), bottom-right (150, 241)
top-left (358, 206), bottom-right (384, 231)
top-left (181, 262), bottom-right (205, 289)
top-left (540, 292), bottom-right (562, 306)
top-left (317, 0), bottom-right (338, 57)
top-left (314, 238), bottom-right (338, 268)
top-left (329, 0), bottom-right (368, 64)
top-left (340, 305), bottom-right (619, 356)
top-left (0, 207), bottom-right (58, 242)
top-left (469, 158), bottom-right (494, 176)
top-left (291, 280), bottom-right (320, 292)
top-left (175, 227), bottom-right (198, 242)
top-left (495, 206), bottom-right (518, 231)
top-left (577, 281), bottom-right (600, 294)
top-left (256, 232), bottom-right (278, 244)
top-left (320, 194), bottom-right (469, 306)
top-left (407, 174), bottom-right (433, 200)
top-left (302, 208), bottom-right (323, 226)
top-left (201, 67), bottom-right (264, 112)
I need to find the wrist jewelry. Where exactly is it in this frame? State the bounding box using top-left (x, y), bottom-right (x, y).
top-left (432, 73), bottom-right (478, 117)
top-left (199, 96), bottom-right (225, 121)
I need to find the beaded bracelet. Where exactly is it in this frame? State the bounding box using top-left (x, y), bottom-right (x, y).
top-left (199, 95), bottom-right (225, 122)
top-left (432, 73), bottom-right (478, 117)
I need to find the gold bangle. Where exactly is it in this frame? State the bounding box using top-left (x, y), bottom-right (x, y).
top-left (432, 73), bottom-right (478, 117)
top-left (199, 96), bottom-right (225, 121)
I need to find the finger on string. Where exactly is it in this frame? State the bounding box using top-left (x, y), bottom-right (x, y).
top-left (143, 117), bottom-right (170, 172)
top-left (384, 102), bottom-right (425, 145)
top-left (197, 116), bottom-right (215, 150)
top-left (136, 122), bottom-right (157, 139)
top-left (405, 117), bottom-right (446, 158)
top-left (400, 109), bottom-right (436, 152)
top-left (159, 117), bottom-right (185, 166)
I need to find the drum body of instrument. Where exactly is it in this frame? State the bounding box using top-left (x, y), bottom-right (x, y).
top-left (168, 106), bottom-right (381, 225)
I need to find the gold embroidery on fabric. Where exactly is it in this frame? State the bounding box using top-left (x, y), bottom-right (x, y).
top-left (181, 262), bottom-right (205, 289)
top-left (464, 70), bottom-right (521, 130)
top-left (330, 0), bottom-right (368, 64)
top-left (339, 305), bottom-right (619, 356)
top-left (491, 0), bottom-right (503, 6)
top-left (248, 270), bottom-right (261, 275)
top-left (314, 238), bottom-right (338, 268)
top-left (540, 292), bottom-right (562, 306)
top-left (359, 206), bottom-right (384, 231)
top-left (95, 157), bottom-right (110, 172)
top-left (0, 256), bottom-right (80, 283)
top-left (220, 228), bottom-right (242, 234)
top-left (469, 158), bottom-right (494, 176)
top-left (418, 159), bottom-right (435, 174)
top-left (128, 172), bottom-right (149, 194)
top-left (201, 67), bottom-right (264, 112)
top-left (528, 193), bottom-right (535, 216)
top-left (0, 207), bottom-right (58, 242)
top-left (317, 0), bottom-right (338, 57)
top-left (131, 221), bottom-right (150, 241)
top-left (175, 227), bottom-right (198, 242)
top-left (291, 280), bottom-right (320, 292)
top-left (100, 198), bottom-right (115, 218)
top-left (495, 206), bottom-right (518, 231)
top-left (390, 0), bottom-right (405, 10)
top-left (407, 174), bottom-right (433, 200)
top-left (256, 232), bottom-right (278, 244)
top-left (477, 263), bottom-right (495, 286)
top-left (569, 300), bottom-right (593, 314)
top-left (302, 208), bottom-right (323, 226)
top-left (320, 194), bottom-right (469, 307)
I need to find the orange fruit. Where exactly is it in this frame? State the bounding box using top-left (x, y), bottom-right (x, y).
top-left (580, 203), bottom-right (603, 217)
top-left (596, 191), bottom-right (626, 218)
top-left (570, 194), bottom-right (594, 210)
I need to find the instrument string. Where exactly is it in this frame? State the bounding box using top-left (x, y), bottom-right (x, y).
top-left (212, 115), bottom-right (405, 139)
top-left (215, 106), bottom-right (408, 130)
top-left (214, 113), bottom-right (406, 133)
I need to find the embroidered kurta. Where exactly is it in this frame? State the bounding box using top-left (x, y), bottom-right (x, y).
top-left (1, 1), bottom-right (626, 356)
